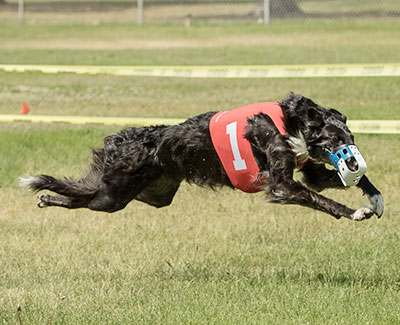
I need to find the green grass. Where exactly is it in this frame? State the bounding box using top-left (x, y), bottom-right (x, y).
top-left (1, 19), bottom-right (399, 119)
top-left (1, 127), bottom-right (400, 323)
top-left (1, 72), bottom-right (399, 120)
top-left (1, 17), bottom-right (400, 324)
top-left (1, 21), bottom-right (400, 65)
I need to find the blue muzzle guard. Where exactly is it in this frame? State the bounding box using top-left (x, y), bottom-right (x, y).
top-left (327, 145), bottom-right (367, 186)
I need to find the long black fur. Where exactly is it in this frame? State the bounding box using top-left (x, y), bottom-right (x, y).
top-left (22, 93), bottom-right (384, 220)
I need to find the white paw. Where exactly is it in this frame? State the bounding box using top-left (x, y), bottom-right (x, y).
top-left (37, 195), bottom-right (49, 208)
top-left (351, 205), bottom-right (374, 221)
top-left (368, 194), bottom-right (384, 218)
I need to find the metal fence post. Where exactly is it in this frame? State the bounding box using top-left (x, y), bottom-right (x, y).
top-left (138, 0), bottom-right (143, 25)
top-left (264, 0), bottom-right (270, 25)
top-left (18, 0), bottom-right (24, 25)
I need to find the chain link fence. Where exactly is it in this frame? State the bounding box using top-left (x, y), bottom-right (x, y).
top-left (1, 0), bottom-right (399, 24)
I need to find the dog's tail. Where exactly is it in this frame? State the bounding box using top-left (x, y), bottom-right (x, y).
top-left (20, 149), bottom-right (104, 197)
top-left (19, 174), bottom-right (99, 197)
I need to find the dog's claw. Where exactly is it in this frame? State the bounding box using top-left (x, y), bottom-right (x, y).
top-left (351, 205), bottom-right (374, 221)
top-left (367, 193), bottom-right (384, 218)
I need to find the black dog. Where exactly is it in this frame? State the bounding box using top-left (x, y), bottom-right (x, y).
top-left (21, 93), bottom-right (383, 221)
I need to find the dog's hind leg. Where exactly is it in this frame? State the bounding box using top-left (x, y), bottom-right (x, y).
top-left (38, 194), bottom-right (92, 209)
top-left (23, 168), bottom-right (162, 212)
top-left (34, 175), bottom-right (154, 212)
top-left (135, 175), bottom-right (181, 208)
top-left (86, 167), bottom-right (164, 212)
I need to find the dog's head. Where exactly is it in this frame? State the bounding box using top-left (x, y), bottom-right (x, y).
top-left (280, 93), bottom-right (362, 177)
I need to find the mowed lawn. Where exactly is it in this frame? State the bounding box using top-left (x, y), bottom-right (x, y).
top-left (1, 14), bottom-right (400, 323)
top-left (1, 126), bottom-right (400, 324)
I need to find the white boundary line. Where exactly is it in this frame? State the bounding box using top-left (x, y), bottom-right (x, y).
top-left (1, 63), bottom-right (399, 78)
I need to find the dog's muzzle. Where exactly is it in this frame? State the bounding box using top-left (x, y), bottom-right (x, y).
top-left (327, 145), bottom-right (367, 186)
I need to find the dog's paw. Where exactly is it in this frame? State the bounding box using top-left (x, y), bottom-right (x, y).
top-left (351, 205), bottom-right (374, 221)
top-left (367, 193), bottom-right (384, 218)
top-left (37, 194), bottom-right (49, 208)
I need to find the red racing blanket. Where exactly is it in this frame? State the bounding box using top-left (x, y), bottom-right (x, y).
top-left (209, 102), bottom-right (287, 193)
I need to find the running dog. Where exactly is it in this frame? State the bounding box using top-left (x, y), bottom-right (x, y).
top-left (20, 93), bottom-right (384, 221)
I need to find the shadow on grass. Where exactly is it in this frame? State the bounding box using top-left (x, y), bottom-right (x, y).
top-left (150, 260), bottom-right (400, 290)
top-left (273, 268), bottom-right (400, 289)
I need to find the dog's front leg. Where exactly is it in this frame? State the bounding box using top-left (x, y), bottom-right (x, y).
top-left (265, 176), bottom-right (374, 221)
top-left (300, 162), bottom-right (344, 192)
top-left (301, 162), bottom-right (384, 218)
top-left (356, 175), bottom-right (384, 218)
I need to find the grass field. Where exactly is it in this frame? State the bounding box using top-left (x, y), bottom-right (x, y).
top-left (1, 12), bottom-right (400, 324)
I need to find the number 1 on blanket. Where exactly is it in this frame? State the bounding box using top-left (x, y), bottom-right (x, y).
top-left (226, 121), bottom-right (247, 171)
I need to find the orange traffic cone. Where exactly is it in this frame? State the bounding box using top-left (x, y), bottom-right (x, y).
top-left (21, 102), bottom-right (30, 115)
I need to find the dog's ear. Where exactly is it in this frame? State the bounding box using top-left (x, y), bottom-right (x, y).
top-left (280, 93), bottom-right (325, 133)
top-left (280, 93), bottom-right (305, 134)
top-left (329, 108), bottom-right (347, 123)
top-left (303, 107), bottom-right (325, 143)
top-left (306, 106), bottom-right (324, 127)
top-left (280, 92), bottom-right (304, 111)
top-left (280, 93), bottom-right (321, 119)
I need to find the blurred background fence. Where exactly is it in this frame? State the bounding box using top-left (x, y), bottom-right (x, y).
top-left (1, 0), bottom-right (399, 25)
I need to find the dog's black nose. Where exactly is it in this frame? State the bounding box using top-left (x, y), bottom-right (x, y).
top-left (345, 157), bottom-right (359, 172)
